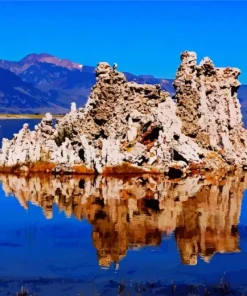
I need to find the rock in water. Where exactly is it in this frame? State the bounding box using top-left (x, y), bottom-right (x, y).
top-left (0, 51), bottom-right (246, 176)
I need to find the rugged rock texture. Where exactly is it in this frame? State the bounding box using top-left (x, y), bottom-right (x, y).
top-left (0, 51), bottom-right (247, 175)
top-left (174, 52), bottom-right (247, 166)
top-left (0, 113), bottom-right (57, 170)
top-left (0, 170), bottom-right (245, 267)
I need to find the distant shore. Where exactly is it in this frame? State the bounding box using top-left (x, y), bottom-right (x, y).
top-left (0, 114), bottom-right (65, 119)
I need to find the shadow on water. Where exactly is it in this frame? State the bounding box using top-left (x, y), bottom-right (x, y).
top-left (0, 171), bottom-right (246, 294)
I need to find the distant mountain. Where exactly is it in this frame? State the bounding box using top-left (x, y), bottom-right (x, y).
top-left (18, 61), bottom-right (97, 108)
top-left (0, 67), bottom-right (68, 113)
top-left (0, 53), bottom-right (246, 119)
top-left (0, 53), bottom-right (83, 75)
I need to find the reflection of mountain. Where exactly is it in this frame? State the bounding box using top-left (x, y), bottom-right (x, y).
top-left (0, 171), bottom-right (245, 267)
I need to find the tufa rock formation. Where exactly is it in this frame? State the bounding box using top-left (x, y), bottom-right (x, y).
top-left (0, 171), bottom-right (244, 267)
top-left (174, 52), bottom-right (247, 166)
top-left (0, 51), bottom-right (247, 175)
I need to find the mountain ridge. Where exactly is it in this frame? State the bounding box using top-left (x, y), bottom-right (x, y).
top-left (0, 53), bottom-right (246, 124)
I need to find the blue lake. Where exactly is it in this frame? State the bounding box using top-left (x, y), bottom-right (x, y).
top-left (0, 119), bottom-right (247, 295)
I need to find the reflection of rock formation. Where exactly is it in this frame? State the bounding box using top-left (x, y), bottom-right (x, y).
top-left (175, 181), bottom-right (242, 265)
top-left (0, 171), bottom-right (245, 267)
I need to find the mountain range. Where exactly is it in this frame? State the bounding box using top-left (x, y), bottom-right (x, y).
top-left (0, 53), bottom-right (247, 124)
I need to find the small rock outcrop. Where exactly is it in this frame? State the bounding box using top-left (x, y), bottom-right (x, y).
top-left (0, 51), bottom-right (246, 175)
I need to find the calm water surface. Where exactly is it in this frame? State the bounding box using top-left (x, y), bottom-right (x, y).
top-left (0, 119), bottom-right (247, 295)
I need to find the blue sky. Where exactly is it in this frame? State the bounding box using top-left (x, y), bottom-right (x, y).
top-left (0, 1), bottom-right (247, 82)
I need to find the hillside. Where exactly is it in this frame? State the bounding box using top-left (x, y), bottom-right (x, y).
top-left (0, 53), bottom-right (246, 124)
top-left (0, 53), bottom-right (175, 113)
top-left (0, 67), bottom-right (68, 114)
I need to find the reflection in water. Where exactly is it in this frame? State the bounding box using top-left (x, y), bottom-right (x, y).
top-left (0, 171), bottom-right (245, 268)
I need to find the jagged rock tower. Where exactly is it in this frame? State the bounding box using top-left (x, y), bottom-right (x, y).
top-left (174, 51), bottom-right (247, 165)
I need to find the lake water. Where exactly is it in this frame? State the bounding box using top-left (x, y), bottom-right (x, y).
top-left (0, 119), bottom-right (247, 295)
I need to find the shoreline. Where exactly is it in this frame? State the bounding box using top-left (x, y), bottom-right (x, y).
top-left (0, 114), bottom-right (64, 119)
top-left (0, 276), bottom-right (242, 296)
